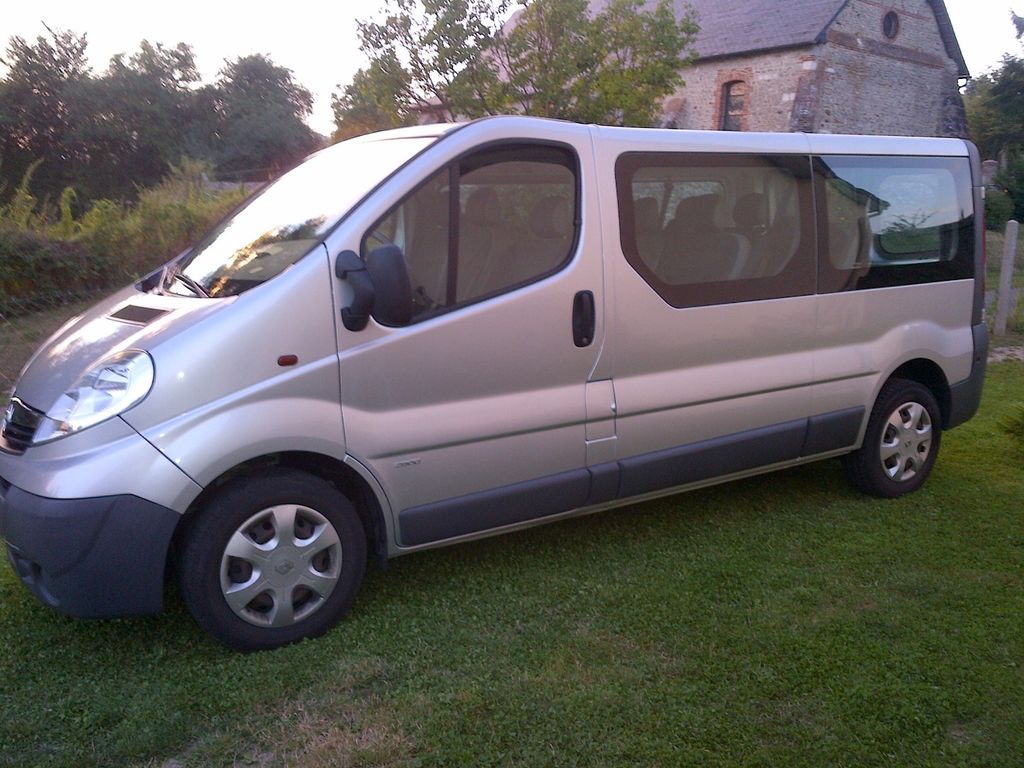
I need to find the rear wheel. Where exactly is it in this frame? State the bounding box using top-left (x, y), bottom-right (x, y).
top-left (842, 378), bottom-right (942, 498)
top-left (178, 469), bottom-right (366, 651)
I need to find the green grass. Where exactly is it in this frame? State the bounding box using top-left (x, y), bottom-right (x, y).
top-left (2, 362), bottom-right (1022, 767)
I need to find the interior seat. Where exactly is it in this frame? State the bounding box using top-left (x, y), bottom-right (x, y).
top-left (659, 194), bottom-right (750, 284)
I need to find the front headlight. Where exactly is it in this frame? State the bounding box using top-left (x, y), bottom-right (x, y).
top-left (33, 350), bottom-right (155, 444)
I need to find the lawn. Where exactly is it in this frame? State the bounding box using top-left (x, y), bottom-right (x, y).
top-left (1, 361), bottom-right (1021, 767)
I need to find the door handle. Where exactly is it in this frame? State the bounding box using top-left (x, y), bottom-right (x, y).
top-left (572, 290), bottom-right (596, 347)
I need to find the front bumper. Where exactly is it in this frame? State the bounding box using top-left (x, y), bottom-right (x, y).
top-left (0, 476), bottom-right (180, 617)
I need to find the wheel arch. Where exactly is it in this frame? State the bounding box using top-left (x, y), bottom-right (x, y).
top-left (887, 358), bottom-right (952, 428)
top-left (171, 451), bottom-right (391, 574)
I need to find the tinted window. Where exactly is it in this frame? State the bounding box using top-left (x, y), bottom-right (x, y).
top-left (363, 144), bottom-right (577, 321)
top-left (616, 152), bottom-right (815, 307)
top-left (816, 156), bottom-right (974, 292)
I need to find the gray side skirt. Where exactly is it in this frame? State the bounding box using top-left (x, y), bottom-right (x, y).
top-left (398, 406), bottom-right (864, 547)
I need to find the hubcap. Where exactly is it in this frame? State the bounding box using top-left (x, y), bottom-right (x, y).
top-left (220, 504), bottom-right (342, 628)
top-left (879, 401), bottom-right (932, 482)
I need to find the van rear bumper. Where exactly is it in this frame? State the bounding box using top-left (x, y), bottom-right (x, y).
top-left (947, 321), bottom-right (988, 430)
top-left (0, 477), bottom-right (179, 617)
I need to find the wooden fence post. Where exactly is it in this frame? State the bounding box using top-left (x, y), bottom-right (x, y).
top-left (995, 220), bottom-right (1019, 336)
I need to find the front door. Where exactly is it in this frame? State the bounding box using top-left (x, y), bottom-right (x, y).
top-left (335, 140), bottom-right (604, 547)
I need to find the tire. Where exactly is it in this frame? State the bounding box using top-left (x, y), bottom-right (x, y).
top-left (842, 378), bottom-right (942, 498)
top-left (178, 468), bottom-right (367, 651)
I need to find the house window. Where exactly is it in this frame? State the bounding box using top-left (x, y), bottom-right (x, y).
top-left (720, 81), bottom-right (748, 131)
top-left (882, 11), bottom-right (900, 39)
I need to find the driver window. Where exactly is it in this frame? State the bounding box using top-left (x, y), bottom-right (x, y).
top-left (361, 143), bottom-right (578, 322)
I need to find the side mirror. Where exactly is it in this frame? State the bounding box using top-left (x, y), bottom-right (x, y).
top-left (335, 250), bottom-right (374, 331)
top-left (366, 244), bottom-right (413, 327)
top-left (334, 246), bottom-right (413, 331)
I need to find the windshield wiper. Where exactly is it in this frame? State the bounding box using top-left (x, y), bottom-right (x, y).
top-left (165, 265), bottom-right (211, 298)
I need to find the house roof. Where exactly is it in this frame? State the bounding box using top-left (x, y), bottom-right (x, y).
top-left (678, 0), bottom-right (846, 59)
top-left (592, 0), bottom-right (969, 78)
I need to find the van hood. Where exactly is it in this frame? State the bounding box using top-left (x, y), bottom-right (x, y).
top-left (12, 286), bottom-right (230, 415)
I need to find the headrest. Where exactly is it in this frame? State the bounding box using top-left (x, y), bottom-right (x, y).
top-left (674, 193), bottom-right (720, 224)
top-left (529, 196), bottom-right (572, 240)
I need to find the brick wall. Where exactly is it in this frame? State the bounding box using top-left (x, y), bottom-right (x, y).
top-left (662, 50), bottom-right (810, 132)
top-left (816, 0), bottom-right (966, 136)
top-left (663, 0), bottom-right (967, 138)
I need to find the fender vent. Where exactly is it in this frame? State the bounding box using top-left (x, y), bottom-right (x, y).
top-left (109, 305), bottom-right (169, 325)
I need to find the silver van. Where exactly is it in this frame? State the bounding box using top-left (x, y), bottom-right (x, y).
top-left (0, 117), bottom-right (987, 650)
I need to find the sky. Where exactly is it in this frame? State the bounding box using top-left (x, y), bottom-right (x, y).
top-left (1, 0), bottom-right (1022, 137)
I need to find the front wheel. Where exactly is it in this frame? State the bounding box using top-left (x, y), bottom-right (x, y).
top-left (842, 378), bottom-right (942, 498)
top-left (178, 469), bottom-right (367, 651)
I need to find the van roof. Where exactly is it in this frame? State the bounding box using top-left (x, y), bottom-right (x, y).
top-left (343, 116), bottom-right (970, 158)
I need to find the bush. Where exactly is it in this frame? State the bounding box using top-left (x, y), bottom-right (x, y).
top-left (995, 153), bottom-right (1024, 224)
top-left (985, 187), bottom-right (1015, 231)
top-left (0, 224), bottom-right (97, 312)
top-left (0, 159), bottom-right (251, 314)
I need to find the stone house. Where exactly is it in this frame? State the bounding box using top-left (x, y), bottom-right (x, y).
top-left (652, 0), bottom-right (970, 137)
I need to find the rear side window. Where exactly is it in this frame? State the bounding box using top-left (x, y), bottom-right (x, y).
top-left (816, 155), bottom-right (974, 292)
top-left (363, 144), bottom-right (578, 321)
top-left (615, 152), bottom-right (815, 307)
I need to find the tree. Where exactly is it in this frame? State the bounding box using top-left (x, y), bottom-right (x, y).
top-left (333, 0), bottom-right (698, 138)
top-left (332, 57), bottom-right (417, 141)
top-left (211, 54), bottom-right (321, 179)
top-left (963, 13), bottom-right (1024, 223)
top-left (0, 30), bottom-right (322, 203)
top-left (484, 0), bottom-right (697, 125)
top-left (964, 13), bottom-right (1024, 161)
top-left (0, 27), bottom-right (91, 199)
top-left (75, 41), bottom-right (202, 198)
top-left (964, 72), bottom-right (1014, 161)
top-left (333, 0), bottom-right (506, 139)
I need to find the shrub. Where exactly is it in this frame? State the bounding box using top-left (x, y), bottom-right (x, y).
top-left (0, 224), bottom-right (97, 313)
top-left (995, 153), bottom-right (1024, 224)
top-left (0, 159), bottom-right (251, 313)
top-left (76, 160), bottom-right (249, 282)
top-left (985, 187), bottom-right (1015, 231)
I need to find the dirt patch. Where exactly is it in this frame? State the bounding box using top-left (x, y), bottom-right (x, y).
top-left (990, 346), bottom-right (1024, 363)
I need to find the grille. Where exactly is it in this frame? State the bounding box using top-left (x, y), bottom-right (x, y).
top-left (1, 397), bottom-right (43, 453)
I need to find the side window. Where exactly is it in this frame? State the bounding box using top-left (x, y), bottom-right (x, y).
top-left (457, 147), bottom-right (576, 303)
top-left (362, 144), bottom-right (578, 321)
top-left (615, 152), bottom-right (815, 308)
top-left (816, 155), bottom-right (975, 292)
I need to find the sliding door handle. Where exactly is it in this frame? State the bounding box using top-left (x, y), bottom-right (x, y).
top-left (572, 290), bottom-right (596, 347)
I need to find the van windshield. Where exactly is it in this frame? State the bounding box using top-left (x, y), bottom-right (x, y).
top-left (172, 136), bottom-right (436, 298)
